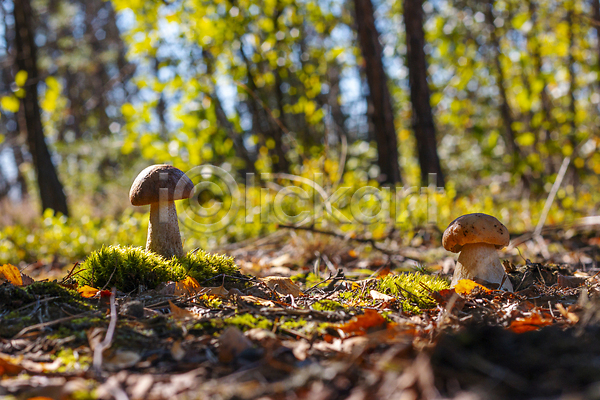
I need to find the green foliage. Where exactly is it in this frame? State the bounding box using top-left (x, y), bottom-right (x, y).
top-left (73, 245), bottom-right (240, 292)
top-left (377, 273), bottom-right (450, 313)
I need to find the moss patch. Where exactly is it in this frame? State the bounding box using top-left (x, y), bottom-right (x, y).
top-left (377, 272), bottom-right (450, 313)
top-left (73, 245), bottom-right (240, 292)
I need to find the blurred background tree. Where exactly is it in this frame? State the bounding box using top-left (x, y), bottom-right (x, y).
top-left (1, 0), bottom-right (600, 264)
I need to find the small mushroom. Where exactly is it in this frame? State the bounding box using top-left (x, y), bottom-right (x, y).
top-left (442, 213), bottom-right (513, 291)
top-left (129, 164), bottom-right (194, 259)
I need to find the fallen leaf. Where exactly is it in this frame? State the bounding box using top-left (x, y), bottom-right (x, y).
top-left (370, 290), bottom-right (395, 302)
top-left (260, 276), bottom-right (303, 297)
top-left (338, 309), bottom-right (387, 336)
top-left (174, 276), bottom-right (202, 296)
top-left (0, 264), bottom-right (22, 286)
top-left (200, 285), bottom-right (228, 297)
top-left (240, 295), bottom-right (276, 307)
top-left (0, 354), bottom-right (24, 376)
top-left (431, 288), bottom-right (465, 310)
top-left (557, 274), bottom-right (587, 288)
top-left (168, 301), bottom-right (195, 320)
top-left (509, 312), bottom-right (553, 333)
top-left (454, 279), bottom-right (491, 295)
top-left (218, 326), bottom-right (253, 363)
top-left (20, 272), bottom-right (35, 286)
top-left (78, 285), bottom-right (99, 298)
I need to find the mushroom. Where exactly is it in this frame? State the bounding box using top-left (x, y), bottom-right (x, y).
top-left (442, 213), bottom-right (513, 291)
top-left (129, 164), bottom-right (194, 259)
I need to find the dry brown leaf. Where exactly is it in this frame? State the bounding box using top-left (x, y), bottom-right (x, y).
top-left (168, 301), bottom-right (195, 320)
top-left (260, 276), bottom-right (303, 297)
top-left (240, 295), bottom-right (276, 307)
top-left (0, 264), bottom-right (22, 286)
top-left (174, 276), bottom-right (202, 296)
top-left (78, 285), bottom-right (99, 298)
top-left (200, 285), bottom-right (228, 297)
top-left (369, 290), bottom-right (395, 302)
top-left (218, 326), bottom-right (253, 363)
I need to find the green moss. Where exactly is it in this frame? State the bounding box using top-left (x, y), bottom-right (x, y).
top-left (53, 348), bottom-right (92, 373)
top-left (25, 281), bottom-right (81, 301)
top-left (73, 245), bottom-right (184, 292)
top-left (73, 245), bottom-right (240, 292)
top-left (224, 313), bottom-right (272, 331)
top-left (377, 272), bottom-right (450, 313)
top-left (177, 250), bottom-right (239, 284)
top-left (312, 299), bottom-right (344, 311)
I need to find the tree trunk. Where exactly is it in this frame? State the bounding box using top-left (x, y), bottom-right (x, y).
top-left (403, 0), bottom-right (444, 187)
top-left (485, 0), bottom-right (520, 163)
top-left (13, 0), bottom-right (69, 216)
top-left (353, 0), bottom-right (402, 184)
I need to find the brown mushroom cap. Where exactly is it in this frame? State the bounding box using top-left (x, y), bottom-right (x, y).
top-left (129, 164), bottom-right (194, 206)
top-left (442, 213), bottom-right (509, 253)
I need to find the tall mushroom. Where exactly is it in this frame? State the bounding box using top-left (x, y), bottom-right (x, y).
top-left (442, 213), bottom-right (513, 291)
top-left (130, 164), bottom-right (194, 259)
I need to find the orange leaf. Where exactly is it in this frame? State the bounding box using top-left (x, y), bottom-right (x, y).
top-left (0, 356), bottom-right (24, 376)
top-left (174, 276), bottom-right (202, 296)
top-left (77, 285), bottom-right (99, 298)
top-left (338, 309), bottom-right (387, 336)
top-left (0, 264), bottom-right (22, 286)
top-left (454, 279), bottom-right (491, 295)
top-left (509, 313), bottom-right (553, 333)
top-left (168, 301), bottom-right (195, 320)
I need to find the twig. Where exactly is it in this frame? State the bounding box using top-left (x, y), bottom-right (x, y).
top-left (534, 156), bottom-right (570, 238)
top-left (93, 288), bottom-right (117, 374)
top-left (13, 311), bottom-right (101, 339)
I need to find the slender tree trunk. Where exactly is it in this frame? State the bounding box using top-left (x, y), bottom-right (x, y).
top-left (593, 0), bottom-right (600, 91)
top-left (485, 0), bottom-right (520, 162)
top-left (403, 0), bottom-right (444, 187)
top-left (353, 0), bottom-right (402, 184)
top-left (566, 0), bottom-right (577, 137)
top-left (239, 46), bottom-right (289, 173)
top-left (13, 0), bottom-right (69, 216)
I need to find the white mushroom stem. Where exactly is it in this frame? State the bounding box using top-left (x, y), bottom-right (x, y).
top-left (451, 243), bottom-right (513, 291)
top-left (147, 201), bottom-right (184, 259)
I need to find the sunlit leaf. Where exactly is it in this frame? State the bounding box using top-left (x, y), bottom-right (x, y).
top-left (77, 285), bottom-right (99, 298)
top-left (338, 309), bottom-right (387, 336)
top-left (454, 279), bottom-right (491, 295)
top-left (0, 264), bottom-right (22, 286)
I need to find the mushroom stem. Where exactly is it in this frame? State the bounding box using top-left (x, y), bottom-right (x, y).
top-left (147, 201), bottom-right (184, 259)
top-left (451, 243), bottom-right (513, 291)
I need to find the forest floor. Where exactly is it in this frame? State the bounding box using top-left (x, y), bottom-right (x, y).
top-left (2, 222), bottom-right (600, 400)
